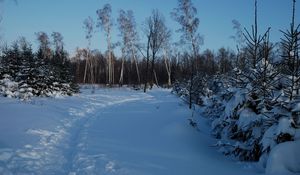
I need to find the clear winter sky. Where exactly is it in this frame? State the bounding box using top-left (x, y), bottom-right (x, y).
top-left (0, 0), bottom-right (299, 56)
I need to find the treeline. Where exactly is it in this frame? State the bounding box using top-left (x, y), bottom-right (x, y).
top-left (70, 47), bottom-right (235, 86)
top-left (72, 1), bottom-right (235, 92)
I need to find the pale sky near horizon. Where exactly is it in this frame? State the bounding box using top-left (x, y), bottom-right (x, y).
top-left (0, 0), bottom-right (299, 56)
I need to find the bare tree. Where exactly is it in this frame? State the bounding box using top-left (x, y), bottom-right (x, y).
top-left (172, 0), bottom-right (202, 109)
top-left (74, 47), bottom-right (87, 83)
top-left (217, 47), bottom-right (232, 74)
top-left (137, 27), bottom-right (152, 92)
top-left (96, 4), bottom-right (114, 86)
top-left (146, 9), bottom-right (171, 89)
top-left (231, 19), bottom-right (245, 68)
top-left (51, 32), bottom-right (64, 57)
top-left (162, 41), bottom-right (173, 88)
top-left (117, 9), bottom-right (140, 86)
top-left (35, 31), bottom-right (51, 59)
top-left (83, 16), bottom-right (94, 84)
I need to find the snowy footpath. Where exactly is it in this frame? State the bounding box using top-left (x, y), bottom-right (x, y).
top-left (0, 88), bottom-right (262, 175)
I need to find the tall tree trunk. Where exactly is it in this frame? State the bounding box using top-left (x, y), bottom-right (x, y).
top-left (144, 59), bottom-right (149, 92)
top-left (153, 69), bottom-right (159, 87)
top-left (83, 51), bottom-right (89, 84)
top-left (112, 56), bottom-right (114, 84)
top-left (144, 35), bottom-right (151, 93)
top-left (119, 56), bottom-right (124, 86)
top-left (107, 33), bottom-right (113, 86)
top-left (164, 49), bottom-right (171, 88)
top-left (76, 59), bottom-right (81, 83)
top-left (189, 58), bottom-right (194, 109)
top-left (133, 54), bottom-right (140, 85)
top-left (90, 56), bottom-right (96, 84)
top-left (150, 51), bottom-right (155, 89)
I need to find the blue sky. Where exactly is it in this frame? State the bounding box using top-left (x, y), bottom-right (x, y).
top-left (1, 0), bottom-right (299, 56)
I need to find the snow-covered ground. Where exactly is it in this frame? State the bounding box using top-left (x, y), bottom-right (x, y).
top-left (0, 87), bottom-right (262, 175)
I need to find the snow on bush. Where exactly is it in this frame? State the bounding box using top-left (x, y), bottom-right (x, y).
top-left (205, 83), bottom-right (299, 163)
top-left (266, 140), bottom-right (300, 175)
top-left (0, 78), bottom-right (73, 100)
top-left (173, 69), bottom-right (300, 174)
top-left (0, 75), bottom-right (19, 98)
top-left (0, 39), bottom-right (79, 100)
top-left (224, 88), bottom-right (247, 118)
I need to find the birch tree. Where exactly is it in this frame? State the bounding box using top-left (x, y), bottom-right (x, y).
top-left (117, 9), bottom-right (140, 86)
top-left (162, 41), bottom-right (172, 88)
top-left (83, 16), bottom-right (94, 84)
top-left (231, 19), bottom-right (245, 68)
top-left (35, 32), bottom-right (51, 59)
top-left (172, 0), bottom-right (202, 109)
top-left (51, 32), bottom-right (64, 59)
top-left (97, 4), bottom-right (114, 86)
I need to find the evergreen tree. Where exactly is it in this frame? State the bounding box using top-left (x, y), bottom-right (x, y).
top-left (280, 0), bottom-right (300, 101)
top-left (0, 36), bottom-right (78, 99)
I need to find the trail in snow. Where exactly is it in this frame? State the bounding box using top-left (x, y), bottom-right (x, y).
top-left (0, 88), bottom-right (262, 175)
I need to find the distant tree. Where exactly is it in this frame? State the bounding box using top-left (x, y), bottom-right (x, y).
top-left (146, 9), bottom-right (171, 89)
top-left (83, 16), bottom-right (95, 84)
top-left (163, 42), bottom-right (172, 88)
top-left (96, 4), bottom-right (114, 85)
top-left (51, 32), bottom-right (66, 71)
top-left (172, 0), bottom-right (202, 109)
top-left (202, 49), bottom-right (217, 75)
top-left (230, 19), bottom-right (245, 68)
top-left (51, 32), bottom-right (63, 54)
top-left (35, 31), bottom-right (51, 59)
top-left (139, 22), bottom-right (152, 92)
top-left (117, 9), bottom-right (140, 86)
top-left (217, 47), bottom-right (233, 74)
top-left (73, 47), bottom-right (87, 83)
